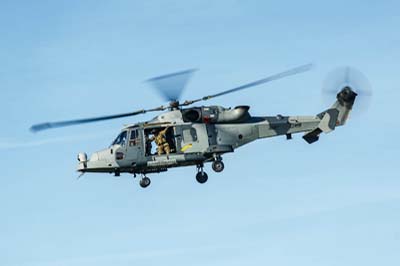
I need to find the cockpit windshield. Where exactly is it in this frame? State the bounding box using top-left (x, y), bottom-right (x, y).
top-left (111, 131), bottom-right (127, 146)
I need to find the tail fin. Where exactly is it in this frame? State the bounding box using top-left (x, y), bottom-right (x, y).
top-left (328, 87), bottom-right (357, 126)
top-left (303, 87), bottom-right (357, 144)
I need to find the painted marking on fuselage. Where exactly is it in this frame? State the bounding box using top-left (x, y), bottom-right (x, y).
top-left (147, 159), bottom-right (178, 167)
top-left (181, 143), bottom-right (193, 152)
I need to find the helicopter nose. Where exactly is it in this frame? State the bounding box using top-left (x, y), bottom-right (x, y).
top-left (77, 152), bottom-right (88, 162)
top-left (76, 148), bottom-right (119, 173)
top-left (77, 152), bottom-right (88, 171)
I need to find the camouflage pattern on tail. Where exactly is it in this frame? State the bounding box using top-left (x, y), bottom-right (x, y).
top-left (303, 87), bottom-right (357, 144)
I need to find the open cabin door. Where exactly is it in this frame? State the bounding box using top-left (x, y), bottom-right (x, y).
top-left (143, 126), bottom-right (178, 157)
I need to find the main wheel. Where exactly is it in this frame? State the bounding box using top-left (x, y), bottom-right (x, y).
top-left (212, 160), bottom-right (224, 173)
top-left (140, 177), bottom-right (151, 188)
top-left (196, 172), bottom-right (208, 184)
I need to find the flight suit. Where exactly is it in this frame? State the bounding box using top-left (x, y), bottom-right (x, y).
top-left (154, 127), bottom-right (171, 156)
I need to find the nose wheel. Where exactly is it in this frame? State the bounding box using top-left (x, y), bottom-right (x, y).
top-left (196, 172), bottom-right (208, 184)
top-left (196, 164), bottom-right (208, 184)
top-left (139, 175), bottom-right (151, 188)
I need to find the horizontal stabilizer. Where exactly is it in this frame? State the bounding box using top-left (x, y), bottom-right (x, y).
top-left (303, 128), bottom-right (322, 144)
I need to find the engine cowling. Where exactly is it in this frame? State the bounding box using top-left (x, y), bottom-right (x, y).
top-left (217, 106), bottom-right (250, 123)
top-left (182, 106), bottom-right (250, 123)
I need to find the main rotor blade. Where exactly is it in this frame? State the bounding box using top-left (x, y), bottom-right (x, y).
top-left (146, 69), bottom-right (197, 102)
top-left (180, 63), bottom-right (313, 106)
top-left (30, 106), bottom-right (167, 132)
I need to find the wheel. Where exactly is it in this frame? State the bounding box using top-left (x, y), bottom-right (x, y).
top-left (140, 177), bottom-right (151, 188)
top-left (212, 160), bottom-right (224, 173)
top-left (196, 172), bottom-right (208, 184)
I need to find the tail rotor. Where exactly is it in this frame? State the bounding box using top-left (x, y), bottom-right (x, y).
top-left (322, 66), bottom-right (372, 117)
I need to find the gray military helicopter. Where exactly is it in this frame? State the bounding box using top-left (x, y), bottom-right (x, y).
top-left (31, 65), bottom-right (371, 188)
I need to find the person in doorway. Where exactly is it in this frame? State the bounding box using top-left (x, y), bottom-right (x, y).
top-left (152, 127), bottom-right (171, 156)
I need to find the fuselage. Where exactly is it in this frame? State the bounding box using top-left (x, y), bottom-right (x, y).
top-left (77, 105), bottom-right (320, 175)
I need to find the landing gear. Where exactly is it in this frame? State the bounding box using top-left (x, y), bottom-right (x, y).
top-left (196, 164), bottom-right (208, 184)
top-left (196, 171), bottom-right (208, 184)
top-left (139, 176), bottom-right (151, 188)
top-left (114, 168), bottom-right (120, 177)
top-left (211, 155), bottom-right (224, 173)
top-left (212, 160), bottom-right (224, 173)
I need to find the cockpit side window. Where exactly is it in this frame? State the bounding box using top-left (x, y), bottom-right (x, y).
top-left (129, 129), bottom-right (139, 146)
top-left (111, 131), bottom-right (128, 146)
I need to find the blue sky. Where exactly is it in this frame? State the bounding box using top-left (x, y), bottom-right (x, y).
top-left (1, 1), bottom-right (400, 265)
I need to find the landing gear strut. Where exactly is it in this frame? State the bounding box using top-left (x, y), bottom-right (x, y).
top-left (139, 175), bottom-right (151, 188)
top-left (196, 164), bottom-right (208, 184)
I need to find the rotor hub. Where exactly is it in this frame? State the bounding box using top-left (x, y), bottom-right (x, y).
top-left (169, 100), bottom-right (180, 109)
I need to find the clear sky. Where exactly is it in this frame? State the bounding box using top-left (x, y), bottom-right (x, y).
top-left (1, 1), bottom-right (399, 265)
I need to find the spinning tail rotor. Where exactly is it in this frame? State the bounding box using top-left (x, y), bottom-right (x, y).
top-left (322, 66), bottom-right (372, 116)
top-left (303, 66), bottom-right (370, 144)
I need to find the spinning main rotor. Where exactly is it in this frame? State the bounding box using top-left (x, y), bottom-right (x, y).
top-left (30, 64), bottom-right (314, 132)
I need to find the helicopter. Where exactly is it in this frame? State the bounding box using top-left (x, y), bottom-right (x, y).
top-left (31, 64), bottom-right (371, 188)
